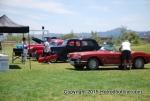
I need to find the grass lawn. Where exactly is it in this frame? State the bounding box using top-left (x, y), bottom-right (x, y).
top-left (0, 44), bottom-right (150, 101)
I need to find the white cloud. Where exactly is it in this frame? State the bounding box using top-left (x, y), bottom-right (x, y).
top-left (0, 0), bottom-right (73, 14)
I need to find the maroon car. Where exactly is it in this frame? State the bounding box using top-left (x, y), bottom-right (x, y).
top-left (68, 45), bottom-right (150, 70)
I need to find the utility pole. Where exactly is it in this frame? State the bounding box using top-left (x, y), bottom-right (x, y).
top-left (42, 26), bottom-right (44, 40)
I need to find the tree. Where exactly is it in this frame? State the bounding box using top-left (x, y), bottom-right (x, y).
top-left (62, 30), bottom-right (77, 39)
top-left (91, 31), bottom-right (101, 44)
top-left (117, 26), bottom-right (140, 44)
top-left (121, 31), bottom-right (140, 44)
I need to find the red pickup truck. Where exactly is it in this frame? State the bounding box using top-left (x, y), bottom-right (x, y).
top-left (68, 44), bottom-right (150, 70)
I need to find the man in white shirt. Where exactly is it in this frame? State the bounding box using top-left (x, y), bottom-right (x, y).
top-left (120, 40), bottom-right (132, 70)
top-left (43, 39), bottom-right (51, 64)
top-left (44, 41), bottom-right (50, 54)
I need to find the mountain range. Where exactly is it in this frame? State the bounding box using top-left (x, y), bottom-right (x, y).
top-left (76, 28), bottom-right (150, 38)
top-left (34, 27), bottom-right (150, 39)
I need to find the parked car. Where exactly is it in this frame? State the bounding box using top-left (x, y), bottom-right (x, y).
top-left (68, 44), bottom-right (150, 70)
top-left (37, 38), bottom-right (100, 62)
top-left (28, 37), bottom-right (64, 58)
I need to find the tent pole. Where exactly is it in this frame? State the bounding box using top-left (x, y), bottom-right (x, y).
top-left (28, 32), bottom-right (31, 69)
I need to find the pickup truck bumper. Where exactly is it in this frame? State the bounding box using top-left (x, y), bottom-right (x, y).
top-left (68, 58), bottom-right (87, 66)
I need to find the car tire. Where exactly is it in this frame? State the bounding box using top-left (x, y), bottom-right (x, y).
top-left (87, 58), bottom-right (99, 70)
top-left (133, 58), bottom-right (144, 69)
top-left (74, 65), bottom-right (84, 70)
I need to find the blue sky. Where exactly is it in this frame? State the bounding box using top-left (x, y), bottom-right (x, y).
top-left (0, 0), bottom-right (150, 33)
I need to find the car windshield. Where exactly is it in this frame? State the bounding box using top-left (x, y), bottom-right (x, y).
top-left (61, 40), bottom-right (68, 46)
top-left (100, 44), bottom-right (116, 51)
top-left (49, 42), bottom-right (57, 46)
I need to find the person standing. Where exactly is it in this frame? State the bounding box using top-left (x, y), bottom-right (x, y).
top-left (22, 37), bottom-right (28, 62)
top-left (120, 40), bottom-right (132, 70)
top-left (43, 38), bottom-right (51, 64)
top-left (0, 41), bottom-right (2, 52)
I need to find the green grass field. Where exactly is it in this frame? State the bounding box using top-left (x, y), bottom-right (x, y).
top-left (0, 44), bottom-right (150, 101)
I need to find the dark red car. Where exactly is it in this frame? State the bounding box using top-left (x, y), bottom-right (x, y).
top-left (68, 44), bottom-right (150, 70)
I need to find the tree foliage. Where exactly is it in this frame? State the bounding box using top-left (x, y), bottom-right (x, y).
top-left (91, 31), bottom-right (101, 44)
top-left (122, 31), bottom-right (140, 44)
top-left (62, 31), bottom-right (77, 39)
top-left (119, 27), bottom-right (140, 44)
top-left (6, 34), bottom-right (25, 42)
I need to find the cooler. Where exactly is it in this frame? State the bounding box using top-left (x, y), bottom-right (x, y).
top-left (0, 54), bottom-right (9, 70)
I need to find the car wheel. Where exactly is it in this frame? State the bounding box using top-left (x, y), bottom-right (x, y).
top-left (133, 58), bottom-right (144, 69)
top-left (87, 58), bottom-right (99, 70)
top-left (74, 65), bottom-right (84, 70)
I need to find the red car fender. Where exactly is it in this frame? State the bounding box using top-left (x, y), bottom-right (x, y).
top-left (34, 46), bottom-right (44, 50)
top-left (132, 51), bottom-right (150, 63)
top-left (36, 50), bottom-right (43, 55)
top-left (38, 54), bottom-right (58, 63)
top-left (28, 44), bottom-right (44, 54)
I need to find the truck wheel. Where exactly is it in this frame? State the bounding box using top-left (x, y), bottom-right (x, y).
top-left (133, 58), bottom-right (144, 69)
top-left (74, 65), bottom-right (84, 70)
top-left (87, 58), bottom-right (99, 70)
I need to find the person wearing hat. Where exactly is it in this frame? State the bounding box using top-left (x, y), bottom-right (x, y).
top-left (119, 40), bottom-right (132, 70)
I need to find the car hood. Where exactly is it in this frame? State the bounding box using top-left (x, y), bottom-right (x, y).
top-left (32, 37), bottom-right (44, 44)
top-left (68, 50), bottom-right (112, 58)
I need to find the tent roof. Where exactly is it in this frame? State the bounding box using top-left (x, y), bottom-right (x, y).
top-left (0, 15), bottom-right (29, 33)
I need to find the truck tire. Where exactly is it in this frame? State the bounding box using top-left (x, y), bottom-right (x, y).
top-left (133, 58), bottom-right (144, 69)
top-left (87, 58), bottom-right (99, 70)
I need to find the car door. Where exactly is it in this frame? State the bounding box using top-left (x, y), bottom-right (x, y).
top-left (112, 51), bottom-right (122, 64)
top-left (104, 51), bottom-right (121, 64)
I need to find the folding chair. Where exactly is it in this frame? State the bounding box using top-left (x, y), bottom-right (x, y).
top-left (12, 48), bottom-right (24, 63)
